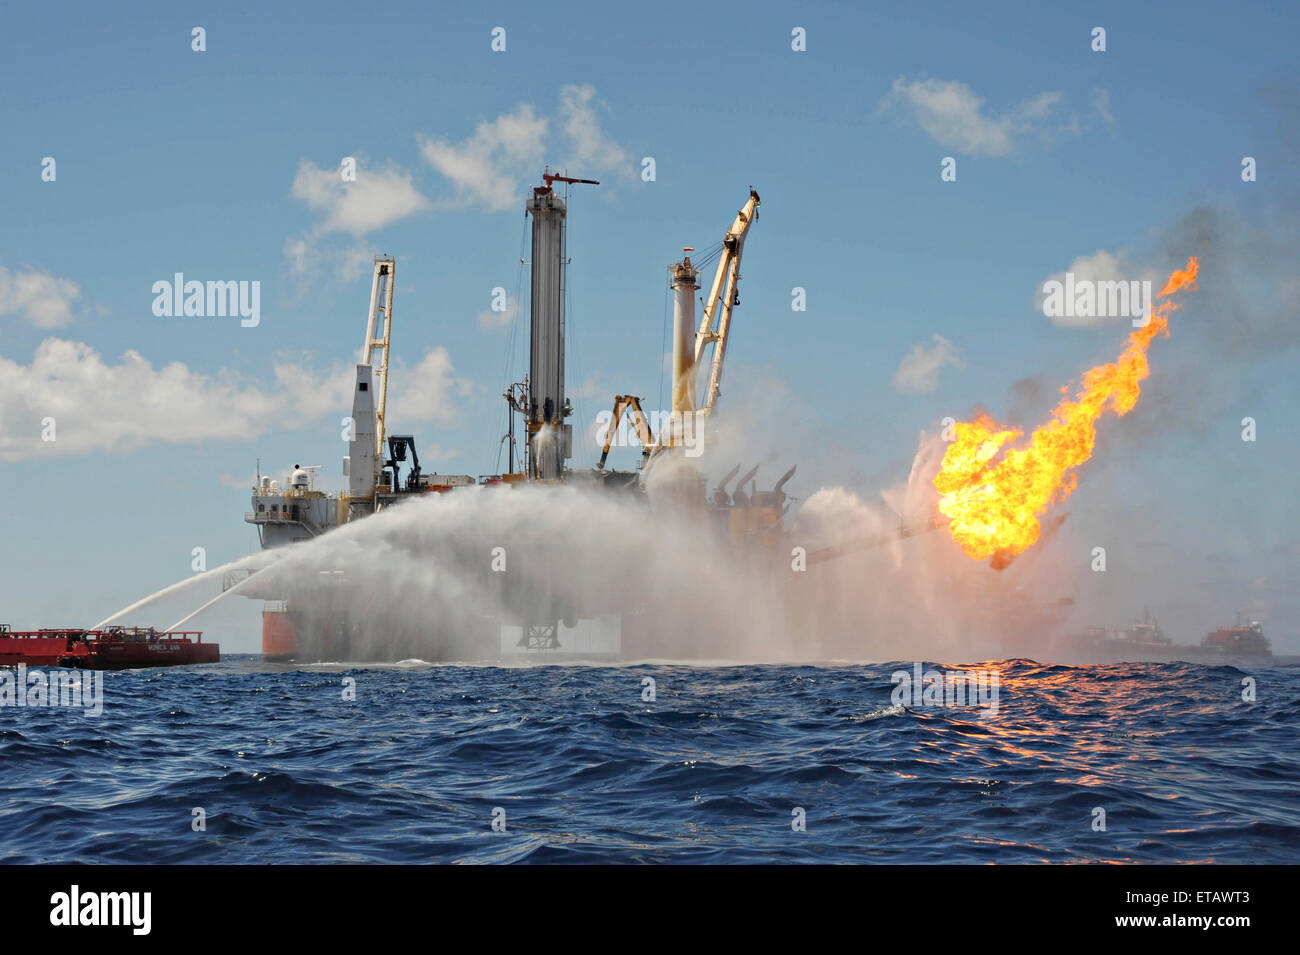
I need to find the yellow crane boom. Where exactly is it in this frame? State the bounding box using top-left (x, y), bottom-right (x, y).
top-left (694, 189), bottom-right (760, 414)
top-left (596, 395), bottom-right (655, 469)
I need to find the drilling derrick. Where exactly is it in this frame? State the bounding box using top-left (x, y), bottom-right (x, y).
top-left (527, 183), bottom-right (568, 480)
top-left (526, 169), bottom-right (597, 480)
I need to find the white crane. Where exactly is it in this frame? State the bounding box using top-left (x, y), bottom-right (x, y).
top-left (347, 257), bottom-right (395, 514)
top-left (360, 256), bottom-right (395, 457)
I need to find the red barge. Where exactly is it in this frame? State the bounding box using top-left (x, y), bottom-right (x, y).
top-left (0, 625), bottom-right (219, 669)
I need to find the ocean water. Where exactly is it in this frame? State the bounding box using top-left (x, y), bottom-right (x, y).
top-left (1, 656), bottom-right (1297, 864)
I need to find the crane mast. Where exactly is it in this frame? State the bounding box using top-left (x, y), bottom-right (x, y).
top-left (360, 256), bottom-right (395, 457)
top-left (347, 256), bottom-right (395, 517)
top-left (694, 189), bottom-right (760, 415)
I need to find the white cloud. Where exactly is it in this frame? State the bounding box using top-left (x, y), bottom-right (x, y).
top-left (419, 85), bottom-right (631, 211)
top-left (387, 346), bottom-right (474, 427)
top-left (557, 83), bottom-right (629, 171)
top-left (879, 77), bottom-right (1066, 157)
top-left (268, 356), bottom-right (355, 418)
top-left (893, 334), bottom-right (963, 393)
top-left (418, 104), bottom-right (548, 213)
top-left (0, 338), bottom-right (467, 461)
top-left (0, 267), bottom-right (83, 328)
top-left (290, 158), bottom-right (431, 236)
top-left (1037, 249), bottom-right (1162, 328)
top-left (286, 85), bottom-right (631, 280)
top-left (477, 295), bottom-right (519, 331)
top-left (286, 158), bottom-right (431, 281)
top-left (1093, 88), bottom-right (1115, 127)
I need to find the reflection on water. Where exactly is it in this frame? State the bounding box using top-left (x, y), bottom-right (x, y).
top-left (0, 656), bottom-right (1295, 863)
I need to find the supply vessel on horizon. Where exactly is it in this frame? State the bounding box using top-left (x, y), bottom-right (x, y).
top-left (1055, 610), bottom-right (1274, 664)
top-left (0, 625), bottom-right (219, 669)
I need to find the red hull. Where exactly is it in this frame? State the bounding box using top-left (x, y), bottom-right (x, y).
top-left (0, 629), bottom-right (219, 669)
top-left (82, 640), bottom-right (220, 669)
top-left (0, 636), bottom-right (89, 668)
top-left (262, 610), bottom-right (300, 662)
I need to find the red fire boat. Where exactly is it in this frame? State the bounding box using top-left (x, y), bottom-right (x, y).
top-left (0, 625), bottom-right (219, 669)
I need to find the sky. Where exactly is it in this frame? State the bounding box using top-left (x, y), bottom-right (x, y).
top-left (1, 1), bottom-right (1297, 652)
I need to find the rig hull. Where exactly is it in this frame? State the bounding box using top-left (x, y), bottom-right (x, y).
top-left (261, 609), bottom-right (300, 662)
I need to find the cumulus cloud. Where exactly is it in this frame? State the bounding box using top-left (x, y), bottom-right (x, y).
top-left (418, 104), bottom-right (548, 213)
top-left (290, 158), bottom-right (431, 236)
top-left (477, 295), bottom-right (519, 331)
top-left (557, 83), bottom-right (629, 170)
top-left (386, 346), bottom-right (474, 427)
top-left (879, 77), bottom-right (1079, 157)
top-left (419, 84), bottom-right (630, 212)
top-left (0, 266), bottom-right (84, 328)
top-left (1036, 249), bottom-right (1162, 328)
top-left (893, 334), bottom-right (963, 393)
top-left (285, 157), bottom-right (431, 282)
top-left (286, 85), bottom-right (630, 281)
top-left (0, 338), bottom-right (467, 461)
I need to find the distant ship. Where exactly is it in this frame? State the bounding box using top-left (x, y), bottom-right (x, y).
top-left (1057, 610), bottom-right (1273, 664)
top-left (1201, 617), bottom-right (1272, 659)
top-left (1116, 608), bottom-right (1173, 649)
top-left (1062, 608), bottom-right (1171, 658)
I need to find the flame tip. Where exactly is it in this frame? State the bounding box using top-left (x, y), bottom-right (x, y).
top-left (934, 259), bottom-right (1202, 563)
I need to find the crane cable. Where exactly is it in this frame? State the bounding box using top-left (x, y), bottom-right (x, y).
top-left (657, 275), bottom-right (670, 418)
top-left (493, 213), bottom-right (530, 473)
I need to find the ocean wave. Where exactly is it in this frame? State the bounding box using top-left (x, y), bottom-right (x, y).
top-left (0, 658), bottom-right (1296, 863)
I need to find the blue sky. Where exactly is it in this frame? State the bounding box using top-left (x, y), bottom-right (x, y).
top-left (2, 1), bottom-right (1297, 651)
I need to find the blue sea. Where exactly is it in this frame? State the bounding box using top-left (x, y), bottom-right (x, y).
top-left (2, 657), bottom-right (1297, 864)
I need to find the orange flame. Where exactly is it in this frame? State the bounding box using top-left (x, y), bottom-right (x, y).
top-left (933, 257), bottom-right (1199, 569)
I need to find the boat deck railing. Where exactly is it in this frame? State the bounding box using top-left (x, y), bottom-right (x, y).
top-left (2, 629), bottom-right (205, 643)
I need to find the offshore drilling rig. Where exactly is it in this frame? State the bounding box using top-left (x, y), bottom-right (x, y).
top-left (235, 170), bottom-right (808, 662)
